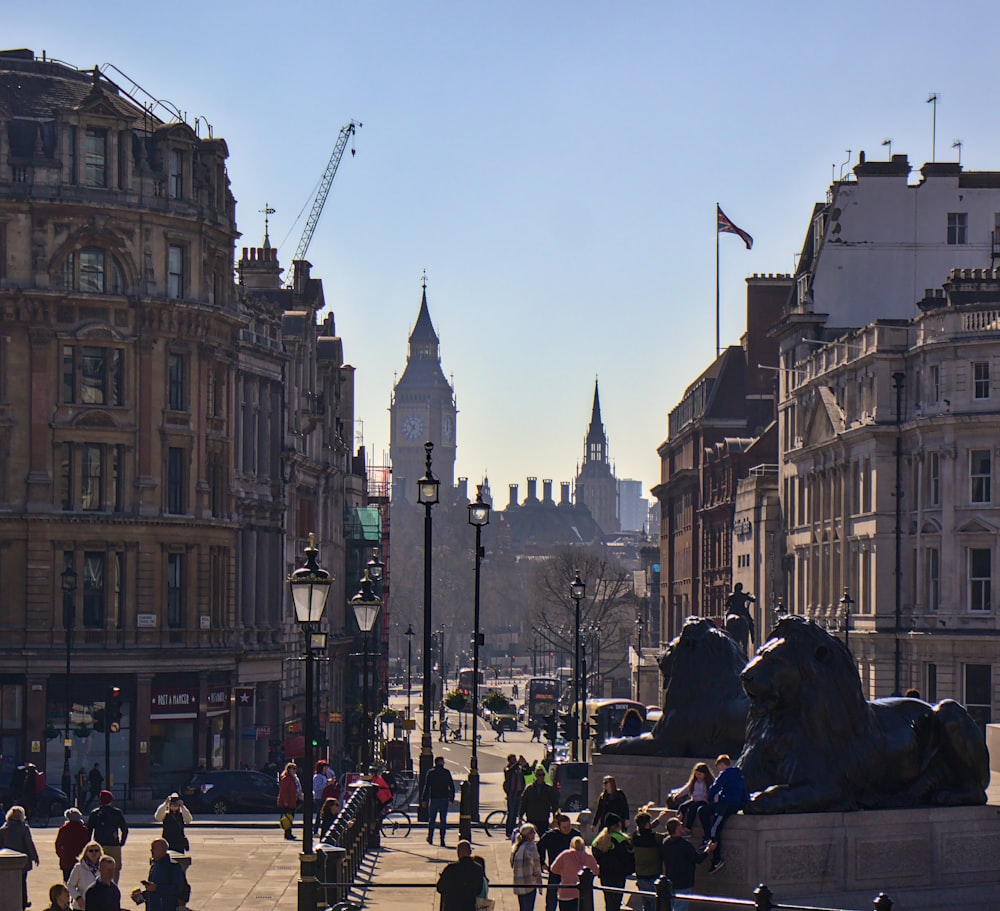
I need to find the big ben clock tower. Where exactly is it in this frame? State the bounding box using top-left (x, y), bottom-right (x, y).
top-left (390, 278), bottom-right (457, 500)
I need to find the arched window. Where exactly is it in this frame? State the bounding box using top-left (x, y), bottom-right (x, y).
top-left (58, 247), bottom-right (125, 294)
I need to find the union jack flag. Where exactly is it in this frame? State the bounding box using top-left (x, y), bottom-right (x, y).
top-left (717, 205), bottom-right (753, 250)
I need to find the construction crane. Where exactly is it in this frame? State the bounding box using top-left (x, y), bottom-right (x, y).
top-left (285, 119), bottom-right (361, 285)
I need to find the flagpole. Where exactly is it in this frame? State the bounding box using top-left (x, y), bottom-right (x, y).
top-left (715, 203), bottom-right (720, 358)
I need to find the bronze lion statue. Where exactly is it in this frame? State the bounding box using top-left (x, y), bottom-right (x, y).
top-left (739, 615), bottom-right (989, 813)
top-left (601, 617), bottom-right (749, 756)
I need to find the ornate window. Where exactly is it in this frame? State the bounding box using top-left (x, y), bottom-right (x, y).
top-left (58, 248), bottom-right (125, 294)
top-left (62, 345), bottom-right (124, 406)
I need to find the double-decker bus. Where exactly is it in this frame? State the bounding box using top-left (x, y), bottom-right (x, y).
top-left (526, 676), bottom-right (560, 724)
top-left (587, 698), bottom-right (646, 748)
top-left (457, 667), bottom-right (483, 695)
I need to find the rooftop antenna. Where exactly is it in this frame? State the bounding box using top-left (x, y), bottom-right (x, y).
top-left (926, 93), bottom-right (939, 162)
top-left (952, 139), bottom-right (963, 165)
top-left (881, 138), bottom-right (892, 159)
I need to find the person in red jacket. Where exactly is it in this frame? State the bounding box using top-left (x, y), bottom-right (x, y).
top-left (55, 807), bottom-right (91, 881)
top-left (277, 762), bottom-right (303, 841)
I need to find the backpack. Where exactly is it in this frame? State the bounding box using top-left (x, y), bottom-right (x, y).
top-left (33, 769), bottom-right (46, 794)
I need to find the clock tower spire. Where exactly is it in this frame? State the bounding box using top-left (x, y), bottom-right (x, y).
top-left (390, 276), bottom-right (457, 500)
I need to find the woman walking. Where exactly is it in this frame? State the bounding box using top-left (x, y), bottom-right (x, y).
top-left (54, 808), bottom-right (90, 881)
top-left (277, 762), bottom-right (303, 841)
top-left (510, 823), bottom-right (543, 911)
top-left (549, 835), bottom-right (599, 911)
top-left (66, 841), bottom-right (102, 910)
top-left (1, 805), bottom-right (40, 910)
top-left (592, 776), bottom-right (629, 831)
top-left (591, 814), bottom-right (633, 911)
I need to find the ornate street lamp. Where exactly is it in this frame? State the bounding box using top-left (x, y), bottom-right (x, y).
top-left (840, 588), bottom-right (854, 653)
top-left (570, 570), bottom-right (586, 761)
top-left (367, 549), bottom-right (384, 584)
top-left (416, 442), bottom-right (439, 821)
top-left (61, 563), bottom-right (78, 798)
top-left (287, 532), bottom-right (332, 906)
top-left (467, 484), bottom-right (490, 819)
top-left (350, 569), bottom-right (381, 769)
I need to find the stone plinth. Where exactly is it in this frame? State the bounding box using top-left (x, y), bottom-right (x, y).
top-left (0, 849), bottom-right (27, 911)
top-left (592, 753), bottom-right (1000, 909)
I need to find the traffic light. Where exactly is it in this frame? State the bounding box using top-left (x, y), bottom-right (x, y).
top-left (109, 686), bottom-right (123, 733)
top-left (544, 713), bottom-right (557, 742)
top-left (590, 712), bottom-right (603, 745)
top-left (92, 707), bottom-right (106, 733)
top-left (559, 712), bottom-right (576, 741)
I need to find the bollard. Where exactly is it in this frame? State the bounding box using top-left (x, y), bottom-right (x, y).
top-left (578, 867), bottom-right (596, 911)
top-left (316, 844), bottom-right (347, 908)
top-left (458, 780), bottom-right (472, 842)
top-left (753, 884), bottom-right (774, 911)
top-left (873, 893), bottom-right (894, 911)
top-left (654, 874), bottom-right (673, 911)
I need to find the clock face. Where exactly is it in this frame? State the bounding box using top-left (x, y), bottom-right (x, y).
top-left (401, 414), bottom-right (425, 441)
top-left (442, 415), bottom-right (454, 442)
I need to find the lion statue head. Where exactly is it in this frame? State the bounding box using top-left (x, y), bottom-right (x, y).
top-left (601, 616), bottom-right (749, 756)
top-left (738, 615), bottom-right (989, 813)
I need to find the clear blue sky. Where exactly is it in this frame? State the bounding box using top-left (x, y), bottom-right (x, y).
top-left (10, 1), bottom-right (1000, 500)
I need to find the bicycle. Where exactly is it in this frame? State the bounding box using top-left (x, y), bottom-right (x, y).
top-left (482, 808), bottom-right (508, 838)
top-left (379, 804), bottom-right (412, 838)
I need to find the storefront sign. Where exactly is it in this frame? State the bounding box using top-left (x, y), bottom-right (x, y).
top-left (206, 686), bottom-right (231, 717)
top-left (255, 725), bottom-right (271, 740)
top-left (235, 687), bottom-right (255, 707)
top-left (150, 687), bottom-right (198, 719)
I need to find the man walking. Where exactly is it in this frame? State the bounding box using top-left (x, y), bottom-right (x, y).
top-left (422, 755), bottom-right (455, 847)
top-left (84, 855), bottom-right (120, 911)
top-left (503, 753), bottom-right (526, 838)
top-left (660, 818), bottom-right (711, 911)
top-left (130, 838), bottom-right (185, 911)
top-left (519, 766), bottom-right (557, 835)
top-left (86, 790), bottom-right (128, 882)
top-left (87, 763), bottom-right (103, 807)
top-left (538, 813), bottom-right (580, 911)
top-left (436, 839), bottom-right (484, 911)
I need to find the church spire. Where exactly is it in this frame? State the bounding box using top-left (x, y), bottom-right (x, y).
top-left (587, 377), bottom-right (604, 445)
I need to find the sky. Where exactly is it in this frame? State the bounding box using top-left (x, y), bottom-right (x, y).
top-left (10, 1), bottom-right (1000, 501)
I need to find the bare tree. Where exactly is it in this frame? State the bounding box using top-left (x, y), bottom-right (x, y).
top-left (531, 548), bottom-right (635, 686)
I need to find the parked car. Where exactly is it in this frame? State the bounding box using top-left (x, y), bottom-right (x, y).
top-left (491, 714), bottom-right (517, 733)
top-left (550, 761), bottom-right (588, 812)
top-left (181, 770), bottom-right (279, 815)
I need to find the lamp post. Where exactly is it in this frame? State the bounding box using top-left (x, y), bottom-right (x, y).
top-left (467, 484), bottom-right (490, 820)
top-left (840, 588), bottom-right (854, 653)
top-left (350, 569), bottom-right (381, 770)
top-left (61, 563), bottom-right (77, 799)
top-left (287, 533), bottom-right (332, 911)
top-left (417, 442), bottom-right (439, 822)
top-left (404, 624), bottom-right (415, 759)
top-left (570, 570), bottom-right (586, 762)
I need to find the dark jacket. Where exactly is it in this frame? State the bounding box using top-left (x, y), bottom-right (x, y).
top-left (709, 766), bottom-right (747, 811)
top-left (161, 810), bottom-right (188, 853)
top-left (537, 826), bottom-right (581, 867)
top-left (503, 762), bottom-right (525, 800)
top-left (143, 855), bottom-right (184, 911)
top-left (518, 781), bottom-right (557, 826)
top-left (422, 765), bottom-right (456, 801)
top-left (436, 855), bottom-right (484, 911)
top-left (0, 818), bottom-right (39, 863)
top-left (84, 880), bottom-right (121, 911)
top-left (660, 835), bottom-right (708, 890)
top-left (631, 827), bottom-right (664, 878)
top-left (593, 788), bottom-right (629, 830)
top-left (591, 830), bottom-right (633, 885)
top-left (86, 805), bottom-right (129, 847)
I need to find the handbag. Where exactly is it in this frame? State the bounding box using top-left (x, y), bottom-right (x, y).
top-left (475, 901), bottom-right (495, 911)
top-left (279, 812), bottom-right (293, 831)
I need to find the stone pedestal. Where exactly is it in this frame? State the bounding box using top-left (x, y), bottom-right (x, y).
top-left (592, 753), bottom-right (1000, 910)
top-left (0, 849), bottom-right (27, 911)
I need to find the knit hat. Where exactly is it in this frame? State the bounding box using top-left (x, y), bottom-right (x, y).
top-left (99, 790), bottom-right (114, 805)
top-left (64, 807), bottom-right (83, 821)
top-left (604, 812), bottom-right (622, 828)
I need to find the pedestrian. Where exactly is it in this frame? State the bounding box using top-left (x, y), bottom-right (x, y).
top-left (312, 761), bottom-right (329, 829)
top-left (495, 720), bottom-right (506, 742)
top-left (503, 753), bottom-right (526, 838)
top-left (45, 881), bottom-right (71, 911)
top-left (320, 771), bottom-right (341, 804)
top-left (154, 793), bottom-right (191, 854)
top-left (512, 682), bottom-right (519, 699)
top-left (66, 842), bottom-right (102, 910)
top-left (83, 855), bottom-right (120, 911)
top-left (537, 814), bottom-right (581, 911)
top-left (511, 822), bottom-right (543, 911)
top-left (619, 708), bottom-right (644, 738)
top-left (435, 839), bottom-right (485, 911)
top-left (421, 755), bottom-right (455, 847)
top-left (549, 835), bottom-right (600, 911)
top-left (519, 766), bottom-right (557, 836)
top-left (1, 805), bottom-right (40, 909)
top-left (592, 776), bottom-right (630, 831)
top-left (591, 814), bottom-right (633, 911)
top-left (317, 798), bottom-right (341, 835)
top-left (277, 762), bottom-right (302, 841)
top-left (705, 754), bottom-right (748, 873)
top-left (631, 810), bottom-right (669, 911)
top-left (55, 807), bottom-right (90, 881)
top-left (86, 764), bottom-right (103, 808)
top-left (531, 720), bottom-right (542, 742)
top-left (85, 790), bottom-right (128, 882)
top-left (669, 762), bottom-right (714, 841)
top-left (439, 715), bottom-right (450, 742)
top-left (129, 838), bottom-right (184, 911)
top-left (660, 818), bottom-right (711, 911)
top-left (19, 762), bottom-right (40, 819)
